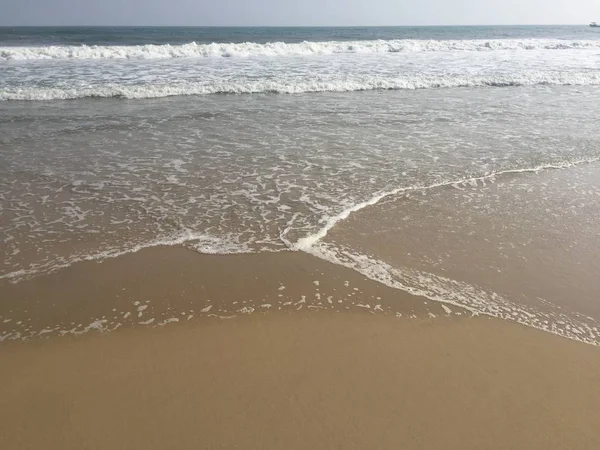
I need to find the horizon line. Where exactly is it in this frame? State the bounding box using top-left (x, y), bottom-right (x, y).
top-left (0, 23), bottom-right (594, 28)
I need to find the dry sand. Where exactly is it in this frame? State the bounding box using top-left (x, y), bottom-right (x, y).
top-left (2, 314), bottom-right (600, 449)
top-left (1, 248), bottom-right (600, 449)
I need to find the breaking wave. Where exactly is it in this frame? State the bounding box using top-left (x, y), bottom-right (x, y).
top-left (3, 72), bottom-right (600, 100)
top-left (2, 38), bottom-right (600, 61)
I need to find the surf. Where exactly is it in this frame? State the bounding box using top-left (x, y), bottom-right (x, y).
top-left (3, 38), bottom-right (600, 61)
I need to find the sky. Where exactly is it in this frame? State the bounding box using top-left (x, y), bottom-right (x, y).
top-left (1, 0), bottom-right (599, 26)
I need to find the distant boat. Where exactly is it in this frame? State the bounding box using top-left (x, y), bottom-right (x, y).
top-left (591, 22), bottom-right (599, 27)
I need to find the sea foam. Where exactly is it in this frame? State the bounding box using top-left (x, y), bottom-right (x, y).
top-left (3, 72), bottom-right (600, 101)
top-left (2, 38), bottom-right (600, 61)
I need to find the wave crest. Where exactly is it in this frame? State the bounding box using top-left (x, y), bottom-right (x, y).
top-left (3, 73), bottom-right (600, 101)
top-left (2, 38), bottom-right (600, 61)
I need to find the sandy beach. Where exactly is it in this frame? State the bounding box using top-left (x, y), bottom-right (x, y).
top-left (2, 248), bottom-right (600, 449)
top-left (1, 247), bottom-right (453, 340)
top-left (3, 23), bottom-right (600, 450)
top-left (2, 313), bottom-right (600, 449)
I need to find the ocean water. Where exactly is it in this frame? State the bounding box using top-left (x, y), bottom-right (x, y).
top-left (1, 26), bottom-right (600, 343)
top-left (2, 25), bottom-right (600, 100)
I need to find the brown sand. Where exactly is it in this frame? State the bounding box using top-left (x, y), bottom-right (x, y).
top-left (1, 247), bottom-right (600, 449)
top-left (1, 247), bottom-right (456, 341)
top-left (1, 313), bottom-right (600, 450)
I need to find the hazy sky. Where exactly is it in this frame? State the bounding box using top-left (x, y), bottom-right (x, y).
top-left (1, 0), bottom-right (599, 26)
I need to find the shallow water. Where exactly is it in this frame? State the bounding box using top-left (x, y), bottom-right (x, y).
top-left (2, 26), bottom-right (600, 343)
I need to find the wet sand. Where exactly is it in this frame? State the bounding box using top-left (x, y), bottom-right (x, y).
top-left (1, 248), bottom-right (600, 449)
top-left (324, 163), bottom-right (600, 323)
top-left (0, 247), bottom-right (456, 341)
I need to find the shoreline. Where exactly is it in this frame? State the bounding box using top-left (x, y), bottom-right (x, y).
top-left (1, 246), bottom-right (463, 343)
top-left (3, 243), bottom-right (599, 346)
top-left (2, 239), bottom-right (600, 449)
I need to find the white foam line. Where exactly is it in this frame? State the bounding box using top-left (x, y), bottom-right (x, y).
top-left (3, 38), bottom-right (600, 61)
top-left (0, 231), bottom-right (197, 282)
top-left (288, 157), bottom-right (600, 251)
top-left (0, 230), bottom-right (257, 283)
top-left (308, 243), bottom-right (600, 346)
top-left (5, 74), bottom-right (600, 101)
top-left (286, 158), bottom-right (600, 346)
